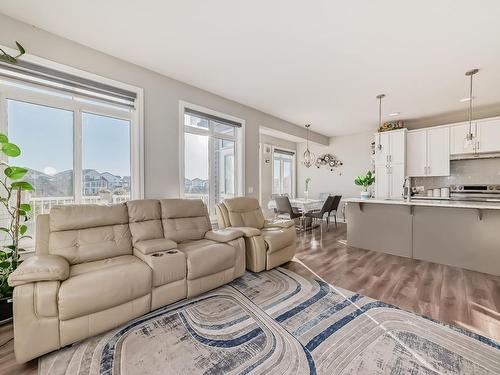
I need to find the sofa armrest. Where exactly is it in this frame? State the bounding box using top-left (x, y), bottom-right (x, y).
top-left (264, 219), bottom-right (295, 228)
top-left (205, 229), bottom-right (244, 243)
top-left (230, 226), bottom-right (261, 237)
top-left (8, 255), bottom-right (69, 287)
top-left (134, 238), bottom-right (177, 255)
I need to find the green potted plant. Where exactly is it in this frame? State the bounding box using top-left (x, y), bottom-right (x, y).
top-left (354, 171), bottom-right (375, 199)
top-left (0, 133), bottom-right (34, 323)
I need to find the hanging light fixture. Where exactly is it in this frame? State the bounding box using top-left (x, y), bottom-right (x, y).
top-left (303, 124), bottom-right (316, 168)
top-left (376, 94), bottom-right (385, 150)
top-left (464, 69), bottom-right (479, 145)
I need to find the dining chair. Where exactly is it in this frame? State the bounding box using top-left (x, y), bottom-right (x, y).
top-left (305, 195), bottom-right (335, 234)
top-left (275, 196), bottom-right (303, 230)
top-left (270, 194), bottom-right (281, 214)
top-left (328, 195), bottom-right (342, 228)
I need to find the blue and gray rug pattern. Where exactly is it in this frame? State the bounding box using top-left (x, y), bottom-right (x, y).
top-left (40, 268), bottom-right (500, 374)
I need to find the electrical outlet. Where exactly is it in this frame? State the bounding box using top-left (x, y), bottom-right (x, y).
top-left (248, 186), bottom-right (254, 194)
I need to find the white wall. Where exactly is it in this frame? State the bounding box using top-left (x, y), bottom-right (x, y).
top-left (259, 134), bottom-right (297, 216)
top-left (297, 131), bottom-right (373, 205)
top-left (0, 13), bottom-right (328, 200)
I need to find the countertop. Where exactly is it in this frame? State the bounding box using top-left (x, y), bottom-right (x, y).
top-left (344, 197), bottom-right (500, 210)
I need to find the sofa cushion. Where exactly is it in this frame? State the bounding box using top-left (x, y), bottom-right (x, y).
top-left (224, 197), bottom-right (265, 229)
top-left (177, 239), bottom-right (235, 280)
top-left (160, 199), bottom-right (211, 242)
top-left (8, 255), bottom-right (69, 287)
top-left (135, 238), bottom-right (177, 255)
top-left (49, 204), bottom-right (128, 232)
top-left (59, 255), bottom-right (152, 320)
top-left (261, 227), bottom-right (295, 254)
top-left (126, 200), bottom-right (164, 244)
top-left (49, 224), bottom-right (132, 265)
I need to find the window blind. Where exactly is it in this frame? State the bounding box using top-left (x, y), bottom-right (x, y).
top-left (274, 148), bottom-right (295, 156)
top-left (0, 60), bottom-right (137, 109)
top-left (185, 107), bottom-right (242, 128)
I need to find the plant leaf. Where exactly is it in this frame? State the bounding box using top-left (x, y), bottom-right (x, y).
top-left (0, 134), bottom-right (8, 144)
top-left (1, 143), bottom-right (21, 157)
top-left (0, 227), bottom-right (9, 233)
top-left (15, 41), bottom-right (25, 55)
top-left (20, 203), bottom-right (31, 212)
top-left (11, 181), bottom-right (34, 191)
top-left (19, 225), bottom-right (27, 235)
top-left (0, 54), bottom-right (17, 64)
top-left (0, 261), bottom-right (11, 269)
top-left (4, 166), bottom-right (28, 180)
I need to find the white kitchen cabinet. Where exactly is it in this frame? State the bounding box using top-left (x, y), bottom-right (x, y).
top-left (374, 164), bottom-right (389, 198)
top-left (450, 122), bottom-right (477, 155)
top-left (407, 127), bottom-right (450, 177)
top-left (406, 130), bottom-right (427, 177)
top-left (374, 129), bottom-right (406, 198)
top-left (476, 118), bottom-right (500, 154)
top-left (389, 163), bottom-right (406, 198)
top-left (374, 132), bottom-right (390, 165)
top-left (427, 127), bottom-right (450, 176)
top-left (389, 130), bottom-right (406, 164)
top-left (450, 118), bottom-right (500, 155)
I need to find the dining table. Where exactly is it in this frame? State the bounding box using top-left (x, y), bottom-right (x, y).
top-left (267, 197), bottom-right (324, 231)
top-left (267, 197), bottom-right (324, 212)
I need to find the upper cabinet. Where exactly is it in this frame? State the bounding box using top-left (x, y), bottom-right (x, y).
top-left (476, 118), bottom-right (500, 154)
top-left (374, 129), bottom-right (406, 199)
top-left (407, 127), bottom-right (450, 177)
top-left (450, 117), bottom-right (500, 155)
top-left (374, 129), bottom-right (406, 166)
top-left (450, 122), bottom-right (477, 155)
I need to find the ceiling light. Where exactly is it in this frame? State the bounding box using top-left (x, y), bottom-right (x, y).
top-left (376, 94), bottom-right (385, 151)
top-left (464, 69), bottom-right (479, 146)
top-left (388, 112), bottom-right (400, 116)
top-left (302, 124), bottom-right (316, 168)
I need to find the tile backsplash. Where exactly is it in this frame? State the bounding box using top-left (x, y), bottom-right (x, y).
top-left (413, 157), bottom-right (500, 190)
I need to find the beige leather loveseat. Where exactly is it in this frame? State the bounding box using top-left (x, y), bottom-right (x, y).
top-left (216, 197), bottom-right (296, 272)
top-left (8, 198), bottom-right (245, 363)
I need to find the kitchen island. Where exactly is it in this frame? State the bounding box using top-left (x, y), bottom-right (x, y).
top-left (345, 198), bottom-right (500, 276)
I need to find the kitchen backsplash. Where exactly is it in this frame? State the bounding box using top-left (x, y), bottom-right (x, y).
top-left (413, 157), bottom-right (500, 190)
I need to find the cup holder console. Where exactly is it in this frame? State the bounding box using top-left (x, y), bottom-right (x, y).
top-left (166, 250), bottom-right (178, 254)
top-left (152, 250), bottom-right (178, 258)
top-left (152, 253), bottom-right (164, 257)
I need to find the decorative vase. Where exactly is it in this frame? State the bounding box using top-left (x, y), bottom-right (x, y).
top-left (0, 297), bottom-right (13, 325)
top-left (304, 191), bottom-right (309, 200)
top-left (360, 191), bottom-right (370, 199)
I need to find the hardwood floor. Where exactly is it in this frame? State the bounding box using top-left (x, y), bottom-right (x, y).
top-left (283, 222), bottom-right (500, 342)
top-left (1, 222), bottom-right (499, 373)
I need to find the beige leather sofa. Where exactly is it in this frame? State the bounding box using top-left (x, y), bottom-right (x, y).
top-left (8, 199), bottom-right (245, 363)
top-left (216, 197), bottom-right (296, 272)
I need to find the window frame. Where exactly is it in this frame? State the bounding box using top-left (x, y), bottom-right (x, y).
top-left (0, 46), bottom-right (144, 201)
top-left (179, 101), bottom-right (245, 216)
top-left (272, 146), bottom-right (296, 197)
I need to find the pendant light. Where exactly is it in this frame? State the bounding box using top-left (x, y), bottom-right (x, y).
top-left (464, 69), bottom-right (479, 144)
top-left (376, 94), bottom-right (385, 150)
top-left (303, 124), bottom-right (316, 168)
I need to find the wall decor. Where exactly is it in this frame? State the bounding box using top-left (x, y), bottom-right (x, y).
top-left (315, 153), bottom-right (343, 171)
top-left (378, 120), bottom-right (405, 132)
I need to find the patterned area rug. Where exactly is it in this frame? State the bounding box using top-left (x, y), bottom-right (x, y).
top-left (40, 268), bottom-right (500, 374)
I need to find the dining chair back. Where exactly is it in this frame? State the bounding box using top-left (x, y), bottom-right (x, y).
top-left (275, 196), bottom-right (301, 219)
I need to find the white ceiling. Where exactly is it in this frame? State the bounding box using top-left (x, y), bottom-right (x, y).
top-left (1, 0), bottom-right (500, 136)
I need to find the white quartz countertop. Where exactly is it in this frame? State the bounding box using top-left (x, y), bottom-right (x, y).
top-left (344, 197), bottom-right (500, 210)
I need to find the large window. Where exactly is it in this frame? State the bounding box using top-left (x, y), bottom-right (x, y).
top-left (0, 64), bottom-right (141, 244)
top-left (181, 104), bottom-right (243, 215)
top-left (272, 148), bottom-right (295, 197)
